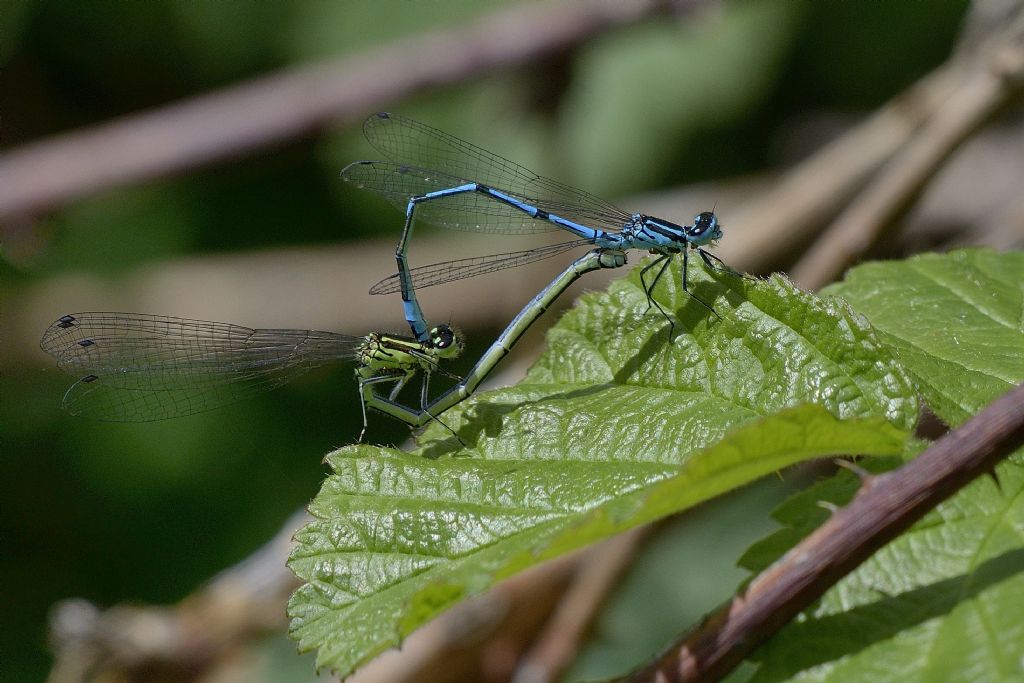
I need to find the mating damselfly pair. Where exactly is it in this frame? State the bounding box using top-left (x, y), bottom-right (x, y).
top-left (41, 113), bottom-right (736, 439)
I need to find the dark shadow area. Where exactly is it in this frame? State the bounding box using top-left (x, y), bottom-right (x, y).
top-left (613, 264), bottom-right (751, 385)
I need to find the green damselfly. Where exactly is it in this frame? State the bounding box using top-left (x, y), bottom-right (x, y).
top-left (40, 312), bottom-right (462, 439)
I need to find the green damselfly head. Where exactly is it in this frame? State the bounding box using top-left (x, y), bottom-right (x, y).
top-left (427, 324), bottom-right (464, 359)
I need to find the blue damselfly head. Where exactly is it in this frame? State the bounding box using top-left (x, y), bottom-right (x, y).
top-left (686, 211), bottom-right (722, 246)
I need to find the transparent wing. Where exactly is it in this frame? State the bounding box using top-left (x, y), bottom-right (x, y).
top-left (369, 240), bottom-right (594, 295)
top-left (40, 313), bottom-right (363, 422)
top-left (342, 161), bottom-right (560, 235)
top-left (349, 112), bottom-right (634, 232)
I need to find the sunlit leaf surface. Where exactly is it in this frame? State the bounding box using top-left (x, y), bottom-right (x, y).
top-left (824, 248), bottom-right (1024, 426)
top-left (289, 259), bottom-right (916, 675)
top-left (741, 451), bottom-right (1024, 683)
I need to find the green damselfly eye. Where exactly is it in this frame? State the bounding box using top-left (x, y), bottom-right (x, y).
top-left (430, 324), bottom-right (455, 349)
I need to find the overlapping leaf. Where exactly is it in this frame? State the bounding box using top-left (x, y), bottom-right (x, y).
top-left (740, 450), bottom-right (1024, 683)
top-left (823, 249), bottom-right (1024, 426)
top-left (734, 249), bottom-right (1024, 682)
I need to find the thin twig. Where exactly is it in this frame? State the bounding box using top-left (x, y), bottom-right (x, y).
top-left (790, 13), bottom-right (1024, 289)
top-left (44, 499), bottom-right (590, 683)
top-left (0, 0), bottom-right (674, 225)
top-left (44, 505), bottom-right (579, 683)
top-left (624, 381), bottom-right (1024, 683)
top-left (513, 527), bottom-right (653, 683)
top-left (720, 63), bottom-right (961, 274)
top-left (346, 551), bottom-right (582, 683)
top-left (46, 511), bottom-right (309, 683)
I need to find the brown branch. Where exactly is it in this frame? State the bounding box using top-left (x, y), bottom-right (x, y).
top-left (790, 13), bottom-right (1024, 289)
top-left (623, 381), bottom-right (1024, 683)
top-left (0, 0), bottom-right (675, 226)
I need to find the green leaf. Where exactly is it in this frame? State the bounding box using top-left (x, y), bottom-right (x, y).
top-left (289, 407), bottom-right (905, 675)
top-left (289, 260), bottom-right (917, 675)
top-left (737, 453), bottom-right (913, 578)
top-left (738, 438), bottom-right (929, 578)
top-left (741, 451), bottom-right (1024, 683)
top-left (823, 249), bottom-right (1024, 426)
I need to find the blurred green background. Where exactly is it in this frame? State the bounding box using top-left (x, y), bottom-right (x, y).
top-left (1, 1), bottom-right (970, 681)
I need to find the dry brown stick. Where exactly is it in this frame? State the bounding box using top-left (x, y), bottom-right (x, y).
top-left (0, 0), bottom-right (674, 226)
top-left (347, 551), bottom-right (583, 683)
top-left (790, 14), bottom-right (1024, 290)
top-left (45, 505), bottom-right (583, 683)
top-left (513, 526), bottom-right (653, 683)
top-left (46, 510), bottom-right (309, 683)
top-left (720, 63), bottom-right (961, 275)
top-left (623, 381), bottom-right (1024, 683)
